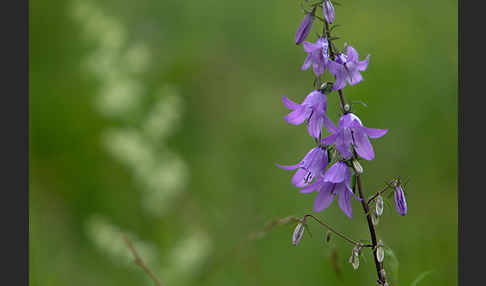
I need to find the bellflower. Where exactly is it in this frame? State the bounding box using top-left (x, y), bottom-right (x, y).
top-left (328, 46), bottom-right (370, 90)
top-left (322, 113), bottom-right (387, 161)
top-left (301, 37), bottom-right (329, 76)
top-left (282, 90), bottom-right (336, 138)
top-left (394, 184), bottom-right (407, 216)
top-left (295, 12), bottom-right (314, 45)
top-left (299, 161), bottom-right (360, 218)
top-left (322, 0), bottom-right (335, 24)
top-left (276, 146), bottom-right (328, 187)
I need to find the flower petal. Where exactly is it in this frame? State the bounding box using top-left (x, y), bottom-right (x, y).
top-left (335, 129), bottom-right (353, 159)
top-left (275, 163), bottom-right (300, 170)
top-left (284, 107), bottom-right (309, 125)
top-left (347, 46), bottom-right (359, 62)
top-left (353, 129), bottom-right (375, 160)
top-left (332, 70), bottom-right (347, 90)
top-left (328, 60), bottom-right (341, 76)
top-left (291, 168), bottom-right (308, 187)
top-left (321, 132), bottom-right (338, 146)
top-left (303, 41), bottom-right (320, 53)
top-left (299, 179), bottom-right (321, 194)
top-left (357, 55), bottom-right (370, 71)
top-left (324, 161), bottom-right (347, 183)
top-left (323, 115), bottom-right (337, 133)
top-left (347, 70), bottom-right (363, 86)
top-left (313, 182), bottom-right (336, 212)
top-left (282, 95), bottom-right (300, 110)
top-left (363, 127), bottom-right (388, 138)
top-left (308, 115), bottom-right (323, 139)
top-left (301, 54), bottom-right (313, 70)
top-left (336, 182), bottom-right (353, 218)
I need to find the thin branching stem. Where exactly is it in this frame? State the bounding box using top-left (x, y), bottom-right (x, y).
top-left (122, 233), bottom-right (162, 286)
top-left (303, 214), bottom-right (373, 248)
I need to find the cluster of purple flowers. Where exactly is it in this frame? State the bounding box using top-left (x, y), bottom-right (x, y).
top-left (278, 1), bottom-right (406, 218)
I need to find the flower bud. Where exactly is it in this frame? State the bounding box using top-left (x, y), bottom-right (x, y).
top-left (352, 159), bottom-right (363, 174)
top-left (322, 0), bottom-right (335, 24)
top-left (292, 222), bottom-right (305, 246)
top-left (376, 194), bottom-right (384, 216)
top-left (325, 230), bottom-right (332, 243)
top-left (349, 245), bottom-right (360, 270)
top-left (394, 184), bottom-right (407, 216)
top-left (376, 240), bottom-right (384, 263)
top-left (295, 12), bottom-right (314, 45)
top-left (371, 209), bottom-right (379, 226)
top-left (380, 269), bottom-right (387, 281)
top-left (343, 103), bottom-right (351, 112)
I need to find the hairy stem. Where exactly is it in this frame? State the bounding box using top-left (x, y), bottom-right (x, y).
top-left (356, 176), bottom-right (387, 285)
top-left (323, 18), bottom-right (347, 112)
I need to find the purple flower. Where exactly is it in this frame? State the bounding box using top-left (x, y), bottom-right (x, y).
top-left (299, 161), bottom-right (360, 218)
top-left (394, 184), bottom-right (407, 216)
top-left (328, 46), bottom-right (370, 90)
top-left (295, 12), bottom-right (314, 45)
top-left (282, 90), bottom-right (336, 138)
top-left (302, 37), bottom-right (329, 76)
top-left (323, 0), bottom-right (335, 24)
top-left (277, 147), bottom-right (328, 187)
top-left (322, 113), bottom-right (387, 161)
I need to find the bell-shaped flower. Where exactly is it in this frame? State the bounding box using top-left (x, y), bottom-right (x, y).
top-left (277, 147), bottom-right (328, 187)
top-left (321, 113), bottom-right (387, 161)
top-left (295, 12), bottom-right (314, 45)
top-left (328, 46), bottom-right (370, 90)
top-left (298, 161), bottom-right (361, 218)
top-left (301, 37), bottom-right (329, 76)
top-left (282, 90), bottom-right (336, 138)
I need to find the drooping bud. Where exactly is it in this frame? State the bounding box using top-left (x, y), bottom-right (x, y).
top-left (352, 159), bottom-right (363, 174)
top-left (376, 240), bottom-right (384, 263)
top-left (349, 245), bottom-right (360, 270)
top-left (371, 209), bottom-right (379, 226)
top-left (394, 184), bottom-right (407, 216)
top-left (325, 230), bottom-right (332, 243)
top-left (380, 269), bottom-right (387, 282)
top-left (376, 194), bottom-right (384, 216)
top-left (343, 103), bottom-right (351, 112)
top-left (295, 12), bottom-right (314, 45)
top-left (322, 0), bottom-right (335, 24)
top-left (292, 221), bottom-right (305, 246)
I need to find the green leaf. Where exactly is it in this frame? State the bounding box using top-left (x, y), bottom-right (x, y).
top-left (410, 270), bottom-right (434, 286)
top-left (384, 247), bottom-right (399, 282)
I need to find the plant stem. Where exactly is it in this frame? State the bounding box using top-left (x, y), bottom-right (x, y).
top-left (303, 214), bottom-right (372, 248)
top-left (323, 19), bottom-right (347, 112)
top-left (367, 184), bottom-right (393, 205)
top-left (356, 176), bottom-right (387, 285)
top-left (323, 9), bottom-right (386, 285)
top-left (122, 233), bottom-right (162, 286)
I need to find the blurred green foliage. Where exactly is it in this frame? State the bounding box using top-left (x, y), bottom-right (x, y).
top-left (30, 0), bottom-right (457, 285)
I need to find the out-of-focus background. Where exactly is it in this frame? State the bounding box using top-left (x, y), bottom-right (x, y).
top-left (29, 0), bottom-right (457, 285)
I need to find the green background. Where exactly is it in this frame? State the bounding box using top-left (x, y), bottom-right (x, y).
top-left (30, 0), bottom-right (457, 285)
